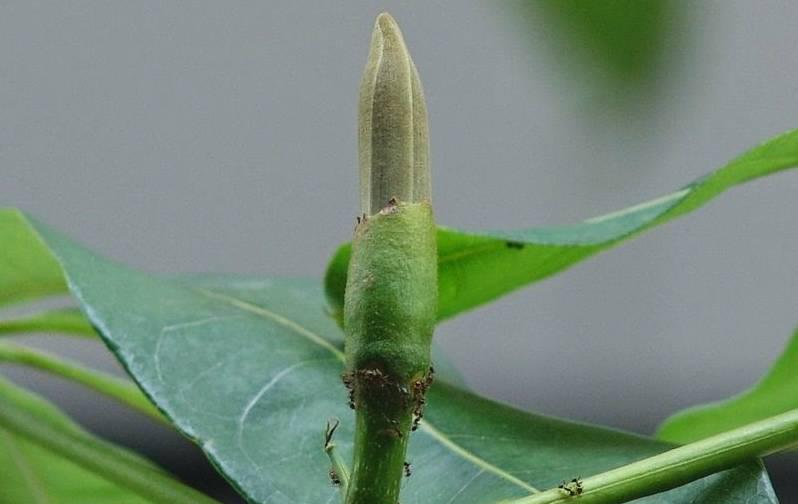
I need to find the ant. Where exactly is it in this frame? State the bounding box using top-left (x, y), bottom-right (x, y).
top-left (558, 477), bottom-right (583, 496)
top-left (411, 411), bottom-right (423, 431)
top-left (403, 462), bottom-right (412, 478)
top-left (358, 368), bottom-right (391, 387)
top-left (341, 373), bottom-right (356, 410)
top-left (380, 418), bottom-right (403, 438)
top-left (329, 469), bottom-right (341, 487)
top-left (410, 365), bottom-right (435, 431)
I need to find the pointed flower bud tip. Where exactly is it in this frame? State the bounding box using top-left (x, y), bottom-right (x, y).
top-left (358, 13), bottom-right (430, 216)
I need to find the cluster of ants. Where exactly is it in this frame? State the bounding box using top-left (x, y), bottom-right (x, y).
top-left (341, 365), bottom-right (434, 434)
top-left (327, 365), bottom-right (434, 487)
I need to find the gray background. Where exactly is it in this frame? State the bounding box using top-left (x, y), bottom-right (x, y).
top-left (2, 1), bottom-right (796, 501)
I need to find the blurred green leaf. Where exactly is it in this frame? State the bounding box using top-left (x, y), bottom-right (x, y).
top-left (0, 342), bottom-right (163, 423)
top-left (325, 130), bottom-right (798, 322)
top-left (0, 208), bottom-right (68, 307)
top-left (657, 327), bottom-right (798, 444)
top-left (11, 216), bottom-right (774, 503)
top-left (515, 0), bottom-right (677, 89)
top-left (0, 376), bottom-right (213, 504)
top-left (0, 308), bottom-right (95, 337)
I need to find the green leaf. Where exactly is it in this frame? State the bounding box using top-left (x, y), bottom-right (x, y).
top-left (0, 342), bottom-right (164, 423)
top-left (0, 376), bottom-right (213, 504)
top-left (657, 326), bottom-right (798, 444)
top-left (0, 308), bottom-right (96, 337)
top-left (0, 208), bottom-right (68, 307)
top-left (20, 216), bottom-right (775, 503)
top-left (515, 0), bottom-right (677, 88)
top-left (326, 130), bottom-right (798, 322)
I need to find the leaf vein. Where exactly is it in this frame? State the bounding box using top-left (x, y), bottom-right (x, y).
top-left (196, 287), bottom-right (542, 495)
top-left (445, 468), bottom-right (484, 504)
top-left (196, 288), bottom-right (345, 361)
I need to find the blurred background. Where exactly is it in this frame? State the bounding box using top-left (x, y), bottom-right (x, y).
top-left (2, 1), bottom-right (797, 501)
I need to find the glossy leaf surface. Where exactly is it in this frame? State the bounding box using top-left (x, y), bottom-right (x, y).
top-left (658, 327), bottom-right (798, 444)
top-left (20, 216), bottom-right (775, 504)
top-left (326, 130), bottom-right (798, 322)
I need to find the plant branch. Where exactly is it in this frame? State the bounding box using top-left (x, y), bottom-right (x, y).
top-left (0, 342), bottom-right (165, 424)
top-left (503, 408), bottom-right (798, 504)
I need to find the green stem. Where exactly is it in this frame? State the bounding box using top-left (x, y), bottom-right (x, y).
top-left (0, 385), bottom-right (218, 504)
top-left (343, 201), bottom-right (436, 504)
top-left (0, 308), bottom-right (96, 337)
top-left (0, 342), bottom-right (165, 424)
top-left (505, 408), bottom-right (798, 504)
top-left (346, 397), bottom-right (413, 504)
top-left (344, 12), bottom-right (435, 504)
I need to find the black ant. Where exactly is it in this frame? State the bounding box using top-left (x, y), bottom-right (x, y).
top-left (329, 468), bottom-right (341, 487)
top-left (558, 477), bottom-right (583, 496)
top-left (358, 368), bottom-right (391, 387)
top-left (409, 365), bottom-right (435, 431)
top-left (411, 411), bottom-right (423, 431)
top-left (341, 373), bottom-right (356, 410)
top-left (380, 418), bottom-right (403, 438)
top-left (403, 462), bottom-right (412, 478)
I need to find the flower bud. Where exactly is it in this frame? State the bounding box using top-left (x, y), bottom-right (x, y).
top-left (359, 13), bottom-right (431, 216)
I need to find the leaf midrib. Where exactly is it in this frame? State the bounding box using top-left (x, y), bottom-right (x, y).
top-left (194, 286), bottom-right (541, 495)
top-left (435, 187), bottom-right (689, 268)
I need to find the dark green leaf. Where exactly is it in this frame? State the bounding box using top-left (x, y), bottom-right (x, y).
top-left (326, 130), bottom-right (798, 322)
top-left (21, 216), bottom-right (775, 503)
top-left (657, 327), bottom-right (798, 444)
